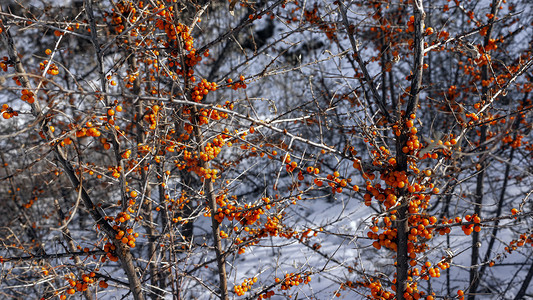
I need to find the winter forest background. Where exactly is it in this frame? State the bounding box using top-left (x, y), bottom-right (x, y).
top-left (0, 0), bottom-right (532, 299)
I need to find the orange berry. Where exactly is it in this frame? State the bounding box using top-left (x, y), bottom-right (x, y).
top-left (372, 241), bottom-right (381, 249)
top-left (397, 181), bottom-right (405, 189)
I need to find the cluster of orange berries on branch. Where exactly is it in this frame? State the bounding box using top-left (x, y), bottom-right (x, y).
top-left (461, 213), bottom-right (482, 235)
top-left (124, 72), bottom-right (138, 89)
top-left (436, 28), bottom-right (450, 40)
top-left (157, 20), bottom-right (203, 79)
top-left (228, 210), bottom-right (304, 255)
top-left (406, 15), bottom-right (416, 33)
top-left (474, 51), bottom-right (491, 66)
top-left (262, 214), bottom-right (294, 238)
top-left (76, 121), bottom-right (102, 138)
top-left (409, 215), bottom-right (438, 239)
top-left (195, 107), bottom-right (228, 127)
top-left (20, 89), bottom-right (35, 104)
top-left (226, 75), bottom-right (247, 90)
top-left (0, 56), bottom-right (9, 72)
top-left (212, 196), bottom-right (265, 226)
top-left (107, 165), bottom-right (122, 178)
top-left (39, 60), bottom-right (59, 76)
top-left (233, 277), bottom-right (258, 296)
top-left (1, 104), bottom-right (18, 119)
top-left (161, 190), bottom-right (188, 212)
top-left (258, 290), bottom-right (276, 299)
top-left (302, 5), bottom-right (337, 41)
top-left (137, 142), bottom-right (152, 156)
top-left (143, 104), bottom-right (160, 130)
top-left (183, 48), bottom-right (204, 72)
top-left (106, 74), bottom-right (118, 87)
top-left (23, 196), bottom-right (38, 209)
top-left (53, 30), bottom-right (64, 37)
top-left (191, 79), bottom-right (218, 102)
top-left (335, 279), bottom-right (356, 297)
top-left (11, 76), bottom-right (22, 86)
top-left (368, 222), bottom-right (398, 251)
top-left (306, 165), bottom-right (321, 177)
top-left (409, 260), bottom-right (446, 281)
top-left (58, 136), bottom-right (73, 147)
top-left (178, 143), bottom-right (223, 181)
top-left (362, 169), bottom-right (412, 209)
top-left (63, 271), bottom-right (107, 297)
top-left (106, 0), bottom-right (139, 34)
top-left (275, 273), bottom-right (311, 291)
top-left (325, 170), bottom-right (351, 194)
top-left (354, 278), bottom-right (394, 299)
top-left (283, 153), bottom-right (299, 174)
top-left (112, 222), bottom-right (139, 248)
top-left (102, 203), bottom-right (139, 247)
top-left (121, 149), bottom-right (132, 159)
top-left (399, 281), bottom-right (434, 300)
top-left (102, 242), bottom-right (119, 262)
top-left (502, 134), bottom-right (525, 149)
top-left (297, 227), bottom-right (319, 243)
top-left (504, 231), bottom-right (533, 254)
top-left (98, 137), bottom-right (111, 150)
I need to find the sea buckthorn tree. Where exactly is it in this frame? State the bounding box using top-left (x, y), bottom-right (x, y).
top-left (0, 0), bottom-right (532, 300)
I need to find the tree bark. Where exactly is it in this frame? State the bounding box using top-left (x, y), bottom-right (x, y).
top-left (395, 1), bottom-right (425, 299)
top-left (468, 1), bottom-right (501, 298)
